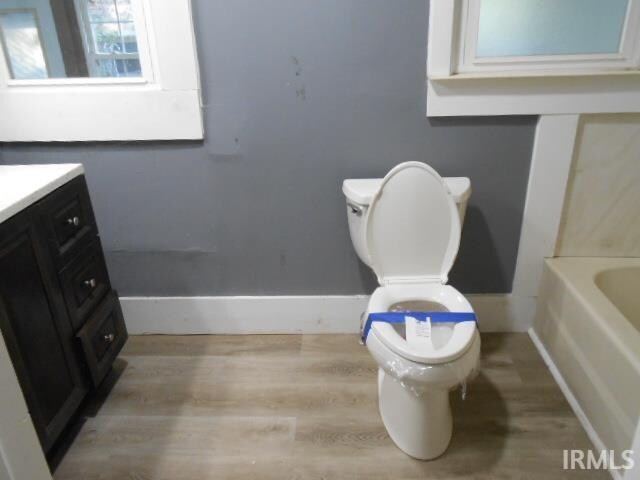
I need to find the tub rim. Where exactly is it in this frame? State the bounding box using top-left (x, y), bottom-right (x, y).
top-left (544, 257), bottom-right (640, 373)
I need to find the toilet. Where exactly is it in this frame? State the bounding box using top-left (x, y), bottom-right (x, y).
top-left (342, 161), bottom-right (480, 460)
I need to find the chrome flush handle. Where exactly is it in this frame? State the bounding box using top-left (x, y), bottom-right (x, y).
top-left (347, 202), bottom-right (363, 217)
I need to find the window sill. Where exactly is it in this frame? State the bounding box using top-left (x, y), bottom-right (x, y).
top-left (7, 77), bottom-right (149, 88)
top-left (427, 69), bottom-right (640, 117)
top-left (0, 87), bottom-right (203, 141)
top-left (429, 69), bottom-right (640, 82)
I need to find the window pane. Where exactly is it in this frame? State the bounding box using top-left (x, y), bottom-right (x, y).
top-left (477, 0), bottom-right (629, 58)
top-left (87, 0), bottom-right (118, 23)
top-left (122, 57), bottom-right (140, 75)
top-left (121, 22), bottom-right (138, 53)
top-left (91, 22), bottom-right (122, 54)
top-left (94, 57), bottom-right (117, 76)
top-left (94, 56), bottom-right (139, 77)
top-left (0, 11), bottom-right (48, 79)
top-left (115, 0), bottom-right (133, 21)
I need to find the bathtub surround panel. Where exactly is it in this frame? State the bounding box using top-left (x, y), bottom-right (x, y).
top-left (632, 425), bottom-right (640, 480)
top-left (533, 258), bottom-right (640, 466)
top-left (0, 0), bottom-right (537, 296)
top-left (596, 268), bottom-right (640, 332)
top-left (556, 114), bottom-right (640, 257)
top-left (528, 330), bottom-right (628, 480)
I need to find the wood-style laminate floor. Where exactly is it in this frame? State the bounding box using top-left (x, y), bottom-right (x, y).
top-left (53, 334), bottom-right (608, 479)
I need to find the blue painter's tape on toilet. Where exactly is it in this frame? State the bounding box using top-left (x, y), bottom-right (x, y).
top-left (361, 311), bottom-right (477, 344)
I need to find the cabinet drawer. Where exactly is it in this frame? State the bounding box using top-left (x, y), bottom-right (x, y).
top-left (34, 176), bottom-right (98, 267)
top-left (76, 292), bottom-right (127, 387)
top-left (59, 240), bottom-right (111, 332)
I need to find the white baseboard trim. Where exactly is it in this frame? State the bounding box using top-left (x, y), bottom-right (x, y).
top-left (120, 295), bottom-right (368, 335)
top-left (120, 293), bottom-right (535, 335)
top-left (528, 328), bottom-right (619, 480)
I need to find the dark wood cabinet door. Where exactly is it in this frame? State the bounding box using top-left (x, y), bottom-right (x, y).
top-left (0, 210), bottom-right (87, 453)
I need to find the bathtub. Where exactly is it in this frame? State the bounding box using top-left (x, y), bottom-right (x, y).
top-left (532, 257), bottom-right (640, 463)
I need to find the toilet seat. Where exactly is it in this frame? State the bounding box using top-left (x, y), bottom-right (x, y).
top-left (366, 162), bottom-right (461, 285)
top-left (368, 284), bottom-right (476, 364)
top-left (364, 162), bottom-right (477, 365)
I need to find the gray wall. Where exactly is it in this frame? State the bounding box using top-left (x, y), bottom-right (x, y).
top-left (0, 0), bottom-right (537, 295)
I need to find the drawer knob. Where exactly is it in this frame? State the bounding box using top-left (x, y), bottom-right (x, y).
top-left (103, 333), bottom-right (115, 343)
top-left (66, 216), bottom-right (80, 227)
top-left (84, 278), bottom-right (97, 288)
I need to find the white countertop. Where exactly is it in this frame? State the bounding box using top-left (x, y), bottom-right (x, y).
top-left (0, 164), bottom-right (85, 225)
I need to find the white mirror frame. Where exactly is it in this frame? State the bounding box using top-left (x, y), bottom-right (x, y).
top-left (427, 0), bottom-right (640, 117)
top-left (0, 0), bottom-right (202, 141)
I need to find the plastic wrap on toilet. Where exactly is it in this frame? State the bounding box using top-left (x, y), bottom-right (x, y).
top-left (381, 354), bottom-right (476, 399)
top-left (363, 314), bottom-right (481, 399)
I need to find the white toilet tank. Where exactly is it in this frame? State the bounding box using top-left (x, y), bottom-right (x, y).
top-left (342, 176), bottom-right (471, 267)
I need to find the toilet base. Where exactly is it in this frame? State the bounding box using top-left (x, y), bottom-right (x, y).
top-left (377, 369), bottom-right (453, 460)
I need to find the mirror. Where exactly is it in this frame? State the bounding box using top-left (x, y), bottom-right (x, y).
top-left (0, 0), bottom-right (142, 80)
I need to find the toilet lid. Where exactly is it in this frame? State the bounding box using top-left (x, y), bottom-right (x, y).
top-left (366, 162), bottom-right (461, 284)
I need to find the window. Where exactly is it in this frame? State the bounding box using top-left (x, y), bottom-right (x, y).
top-left (0, 0), bottom-right (202, 141)
top-left (76, 0), bottom-right (142, 78)
top-left (426, 0), bottom-right (640, 116)
top-left (0, 9), bottom-right (48, 79)
top-left (457, 0), bottom-right (640, 73)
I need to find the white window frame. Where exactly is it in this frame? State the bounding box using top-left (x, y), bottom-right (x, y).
top-left (0, 0), bottom-right (202, 141)
top-left (457, 0), bottom-right (640, 73)
top-left (427, 0), bottom-right (640, 117)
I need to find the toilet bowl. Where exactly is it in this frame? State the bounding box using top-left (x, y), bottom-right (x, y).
top-left (342, 162), bottom-right (480, 460)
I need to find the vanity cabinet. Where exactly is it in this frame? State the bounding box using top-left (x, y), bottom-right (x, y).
top-left (0, 175), bottom-right (127, 455)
